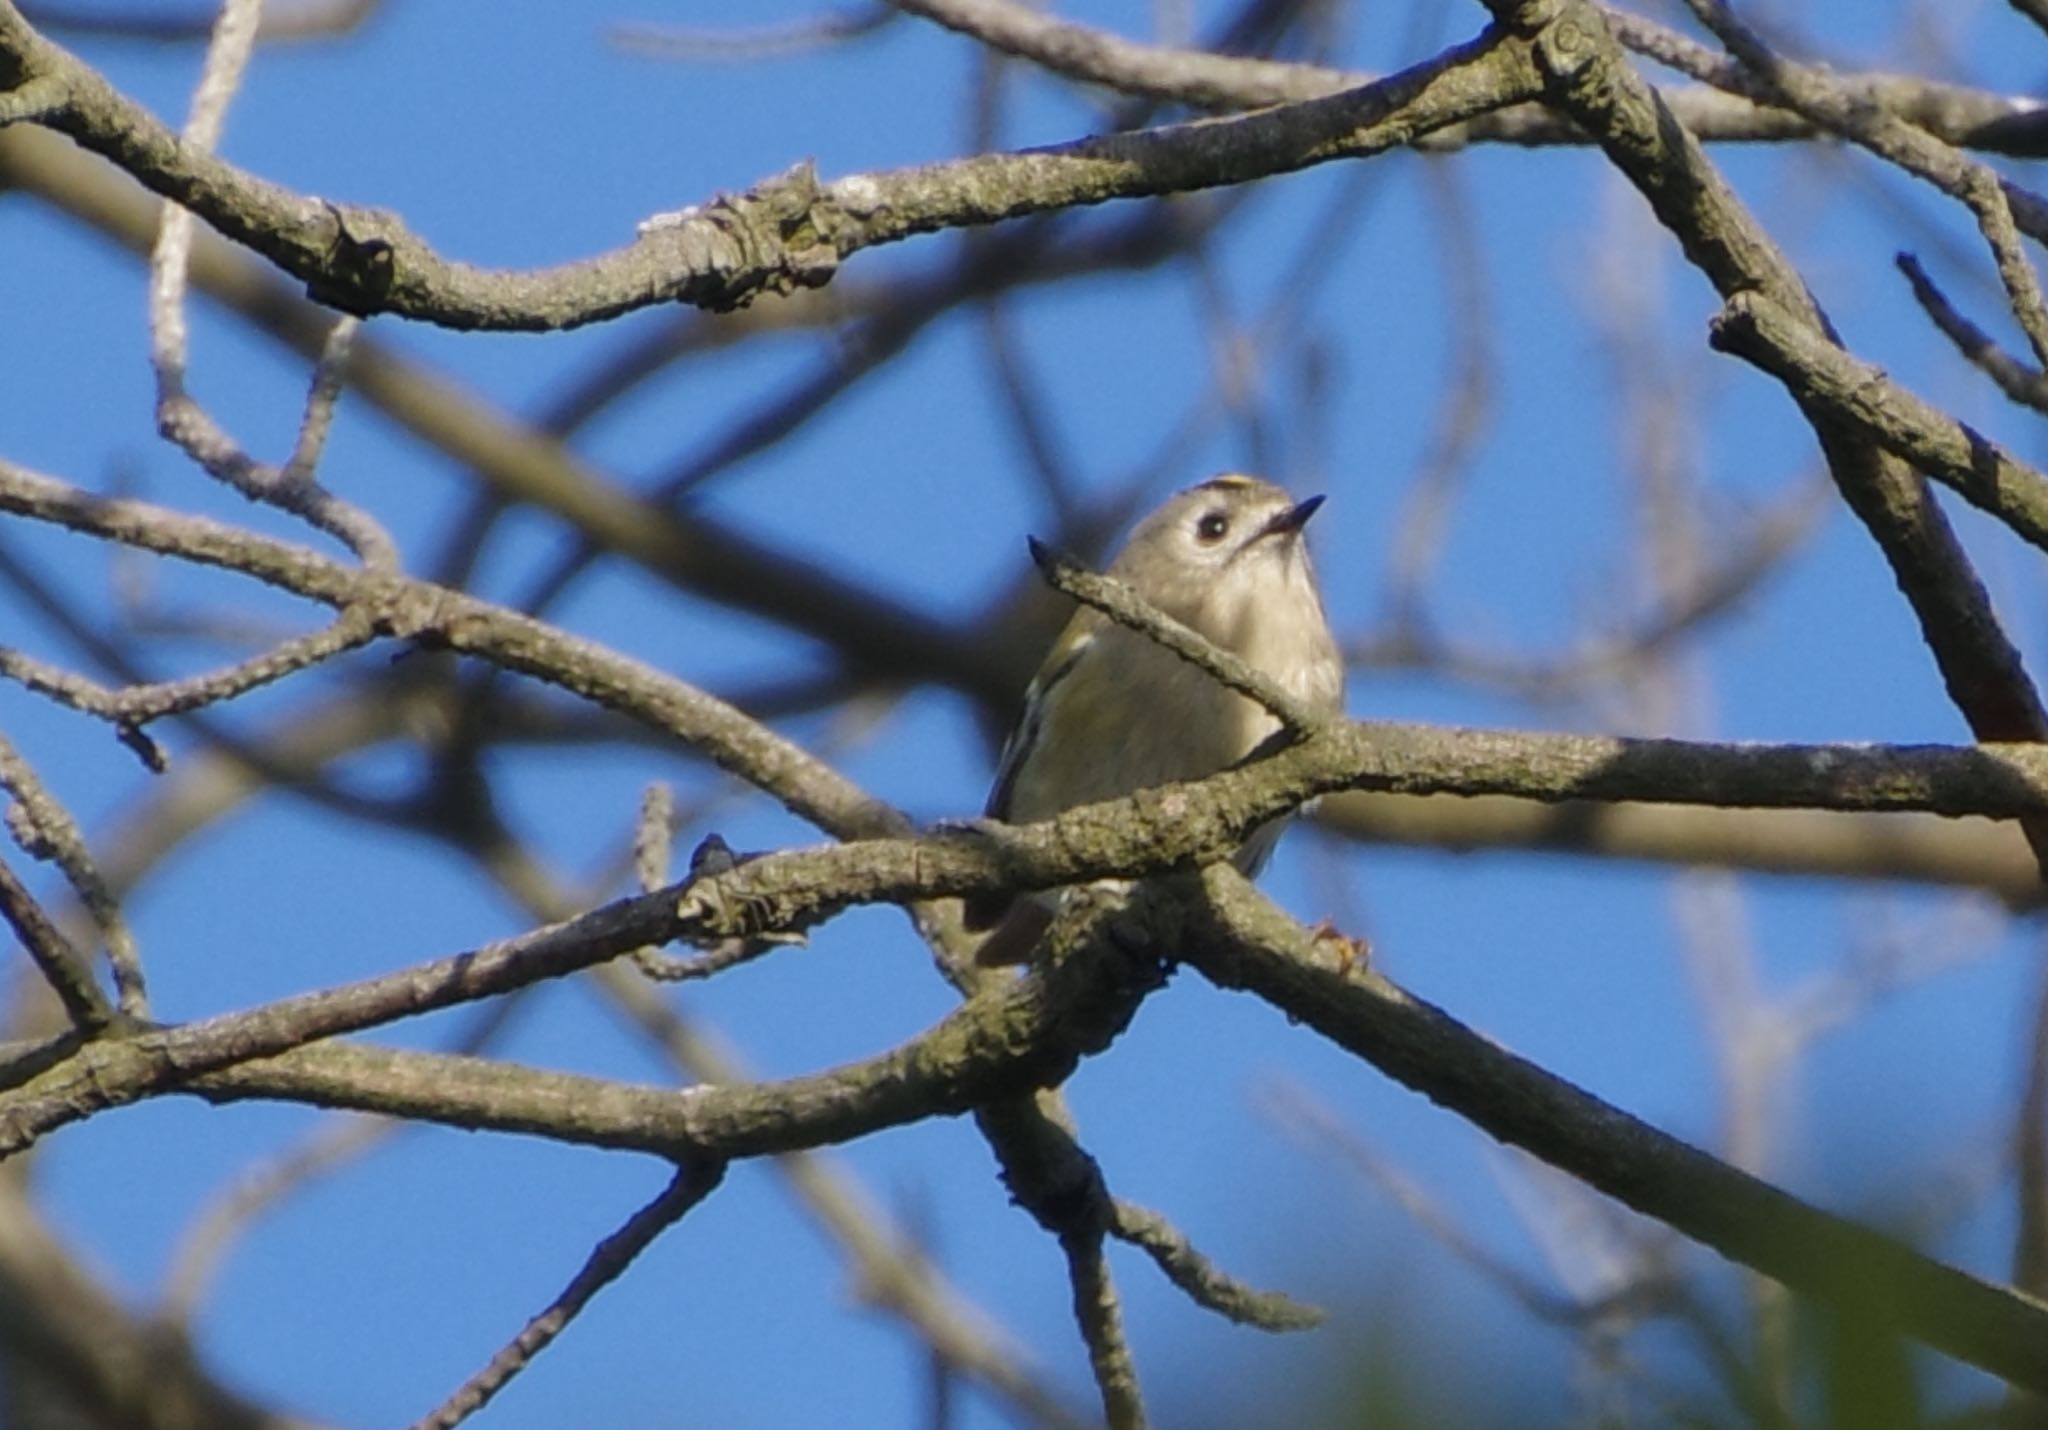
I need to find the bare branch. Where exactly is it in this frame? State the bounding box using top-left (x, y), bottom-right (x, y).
top-left (1709, 290), bottom-right (2048, 555)
top-left (1061, 1227), bottom-right (1147, 1430)
top-left (0, 124), bottom-right (1185, 706)
top-left (1183, 865), bottom-right (2048, 1397)
top-left (0, 608), bottom-right (380, 730)
top-left (410, 1159), bottom-right (726, 1430)
top-left (1108, 1201), bottom-right (1323, 1331)
top-left (1479, 0), bottom-right (2048, 878)
top-left (0, 8), bottom-right (1540, 329)
top-left (1898, 252), bottom-right (2048, 413)
top-left (0, 865), bottom-right (1174, 1157)
top-left (1028, 537), bottom-right (1325, 733)
top-left (1316, 793), bottom-right (2040, 903)
top-left (592, 965), bottom-right (1086, 1429)
top-left (0, 855), bottom-right (111, 1033)
top-left (891, 0), bottom-right (2048, 156)
top-left (0, 731), bottom-right (146, 1016)
top-left (608, 5), bottom-right (895, 63)
top-left (1678, 0), bottom-right (2048, 364)
top-left (19, 0), bottom-right (384, 43)
top-left (0, 461), bottom-right (907, 842)
top-left (1603, 6), bottom-right (2048, 158)
top-left (976, 1074), bottom-right (1157, 1430)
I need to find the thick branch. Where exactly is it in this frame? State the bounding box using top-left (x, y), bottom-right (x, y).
top-left (10, 715), bottom-right (2047, 1147)
top-left (0, 867), bottom-right (1170, 1155)
top-left (1481, 0), bottom-right (2048, 873)
top-left (1183, 868), bottom-right (2048, 1396)
top-left (0, 7), bottom-right (1537, 329)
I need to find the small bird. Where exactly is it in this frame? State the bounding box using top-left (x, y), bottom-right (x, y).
top-left (967, 474), bottom-right (1344, 966)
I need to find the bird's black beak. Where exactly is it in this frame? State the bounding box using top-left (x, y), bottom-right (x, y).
top-left (1261, 494), bottom-right (1325, 538)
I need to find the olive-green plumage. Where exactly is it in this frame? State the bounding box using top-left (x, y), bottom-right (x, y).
top-left (970, 474), bottom-right (1343, 965)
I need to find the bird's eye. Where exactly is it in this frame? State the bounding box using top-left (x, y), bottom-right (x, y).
top-left (1195, 510), bottom-right (1230, 543)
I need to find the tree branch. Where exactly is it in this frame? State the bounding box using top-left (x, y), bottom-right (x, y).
top-left (1182, 867), bottom-right (2048, 1396)
top-left (1481, 0), bottom-right (2048, 879)
top-left (1030, 538), bottom-right (1326, 733)
top-left (1709, 290), bottom-right (2048, 555)
top-left (0, 5), bottom-right (1538, 329)
top-left (888, 0), bottom-right (2048, 156)
top-left (410, 1159), bottom-right (726, 1430)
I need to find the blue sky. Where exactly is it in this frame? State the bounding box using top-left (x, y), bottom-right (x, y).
top-left (7, 1), bottom-right (2048, 1425)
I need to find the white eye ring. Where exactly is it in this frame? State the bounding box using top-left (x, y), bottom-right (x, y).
top-left (1195, 511), bottom-right (1230, 543)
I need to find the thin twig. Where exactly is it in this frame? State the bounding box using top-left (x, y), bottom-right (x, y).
top-left (282, 315), bottom-right (361, 483)
top-left (632, 782), bottom-right (672, 894)
top-left (1679, 0), bottom-right (2048, 363)
top-left (0, 855), bottom-right (111, 1033)
top-left (146, 0), bottom-right (250, 377)
top-left (0, 608), bottom-right (381, 733)
top-left (0, 730), bottom-right (146, 1017)
top-left (1383, 158), bottom-right (1495, 619)
top-left (1261, 1080), bottom-right (1671, 1328)
top-left (608, 5), bottom-right (895, 62)
top-left (889, 0), bottom-right (1354, 107)
top-left (1708, 291), bottom-right (2048, 556)
top-left (160, 1114), bottom-right (390, 1320)
top-left (592, 965), bottom-right (1086, 1428)
top-left (625, 782), bottom-right (702, 981)
top-left (409, 1158), bottom-right (727, 1430)
top-left (1027, 538), bottom-right (1325, 733)
top-left (138, 0), bottom-right (396, 569)
top-left (160, 994), bottom-right (531, 1324)
top-left (1897, 252), bottom-right (2048, 413)
top-left (1108, 1200), bottom-right (1322, 1330)
top-left (981, 299), bottom-right (1085, 519)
